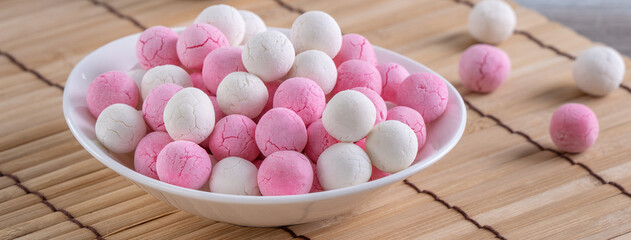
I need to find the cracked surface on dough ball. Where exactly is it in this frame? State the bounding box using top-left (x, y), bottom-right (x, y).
top-left (86, 71), bottom-right (139, 118)
top-left (397, 72), bottom-right (448, 123)
top-left (458, 44), bottom-right (510, 93)
top-left (257, 151), bottom-right (313, 196)
top-left (550, 103), bottom-right (599, 153)
top-left (255, 108), bottom-right (307, 157)
top-left (195, 4), bottom-right (245, 46)
top-left (95, 104), bottom-right (147, 154)
top-left (142, 83), bottom-right (183, 132)
top-left (156, 140), bottom-right (212, 189)
top-left (216, 72), bottom-right (268, 119)
top-left (141, 64), bottom-right (192, 99)
top-left (136, 26), bottom-right (181, 70)
top-left (134, 132), bottom-right (173, 179)
top-left (333, 33), bottom-right (377, 66)
top-left (332, 60), bottom-right (382, 96)
top-left (242, 31), bottom-right (295, 82)
top-left (202, 47), bottom-right (246, 95)
top-left (208, 114), bottom-right (259, 161)
top-left (176, 23), bottom-right (229, 70)
top-left (376, 62), bottom-right (409, 103)
top-left (273, 77), bottom-right (326, 126)
top-left (163, 88), bottom-right (215, 144)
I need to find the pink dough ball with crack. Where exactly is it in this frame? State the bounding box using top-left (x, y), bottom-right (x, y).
top-left (176, 23), bottom-right (229, 71)
top-left (377, 62), bottom-right (410, 103)
top-left (207, 114), bottom-right (259, 161)
top-left (351, 87), bottom-right (387, 125)
top-left (257, 150), bottom-right (313, 196)
top-left (156, 140), bottom-right (212, 189)
top-left (86, 71), bottom-right (139, 118)
top-left (549, 103), bottom-right (599, 153)
top-left (370, 165), bottom-right (391, 181)
top-left (397, 72), bottom-right (448, 123)
top-left (255, 80), bottom-right (282, 122)
top-left (209, 96), bottom-right (226, 122)
top-left (459, 44), bottom-right (511, 93)
top-left (202, 47), bottom-right (246, 95)
top-left (305, 119), bottom-right (340, 163)
top-left (255, 108), bottom-right (308, 157)
top-left (332, 60), bottom-right (382, 95)
top-left (310, 161), bottom-right (324, 193)
top-left (134, 132), bottom-right (173, 179)
top-left (333, 33), bottom-right (378, 66)
top-left (190, 72), bottom-right (211, 95)
top-left (273, 77), bottom-right (326, 126)
top-left (387, 106), bottom-right (427, 151)
top-left (142, 83), bottom-right (183, 131)
top-left (136, 26), bottom-right (181, 70)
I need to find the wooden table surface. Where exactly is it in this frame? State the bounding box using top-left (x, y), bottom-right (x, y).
top-left (2, 0), bottom-right (631, 239)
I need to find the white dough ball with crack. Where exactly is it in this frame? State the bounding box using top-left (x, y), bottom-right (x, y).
top-left (467, 0), bottom-right (516, 44)
top-left (322, 90), bottom-right (376, 142)
top-left (163, 88), bottom-right (215, 144)
top-left (209, 157), bottom-right (261, 195)
top-left (573, 46), bottom-right (625, 96)
top-left (95, 103), bottom-right (147, 153)
top-left (287, 50), bottom-right (337, 94)
top-left (242, 31), bottom-right (295, 82)
top-left (216, 72), bottom-right (268, 118)
top-left (239, 10), bottom-right (266, 45)
top-left (317, 143), bottom-right (372, 190)
top-left (141, 65), bottom-right (192, 99)
top-left (366, 120), bottom-right (418, 173)
top-left (290, 11), bottom-right (342, 58)
top-left (194, 4), bottom-right (245, 46)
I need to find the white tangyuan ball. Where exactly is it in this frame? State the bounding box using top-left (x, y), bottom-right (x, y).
top-left (366, 120), bottom-right (418, 173)
top-left (242, 31), bottom-right (295, 82)
top-left (239, 10), bottom-right (266, 45)
top-left (317, 143), bottom-right (372, 190)
top-left (209, 157), bottom-right (261, 195)
top-left (467, 0), bottom-right (516, 44)
top-left (322, 90), bottom-right (376, 142)
top-left (195, 4), bottom-right (246, 46)
top-left (141, 65), bottom-right (192, 99)
top-left (287, 50), bottom-right (337, 95)
top-left (573, 46), bottom-right (625, 96)
top-left (290, 11), bottom-right (342, 58)
top-left (95, 103), bottom-right (147, 153)
top-left (216, 72), bottom-right (269, 119)
top-left (163, 88), bottom-right (215, 144)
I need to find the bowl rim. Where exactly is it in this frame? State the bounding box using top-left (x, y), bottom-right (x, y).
top-left (63, 27), bottom-right (466, 205)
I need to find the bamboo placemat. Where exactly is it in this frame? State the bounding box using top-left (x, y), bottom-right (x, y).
top-left (2, 0), bottom-right (631, 239)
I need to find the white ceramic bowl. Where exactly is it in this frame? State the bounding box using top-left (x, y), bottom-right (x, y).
top-left (63, 28), bottom-right (466, 227)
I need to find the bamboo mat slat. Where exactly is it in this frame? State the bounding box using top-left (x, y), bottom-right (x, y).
top-left (2, 0), bottom-right (631, 239)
